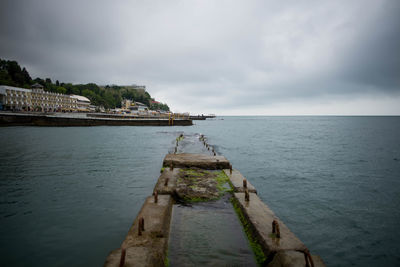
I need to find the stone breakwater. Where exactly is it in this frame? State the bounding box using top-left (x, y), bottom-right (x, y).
top-left (104, 135), bottom-right (325, 266)
top-left (0, 112), bottom-right (192, 126)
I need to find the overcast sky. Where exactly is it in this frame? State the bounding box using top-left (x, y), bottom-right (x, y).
top-left (1, 0), bottom-right (399, 115)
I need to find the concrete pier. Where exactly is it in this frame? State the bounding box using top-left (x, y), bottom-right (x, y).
top-left (104, 195), bottom-right (173, 266)
top-left (104, 135), bottom-right (325, 266)
top-left (163, 153), bottom-right (230, 169)
top-left (224, 169), bottom-right (257, 193)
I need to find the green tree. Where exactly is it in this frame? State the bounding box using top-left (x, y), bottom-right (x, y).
top-left (0, 58), bottom-right (172, 111)
top-left (56, 86), bottom-right (67, 94)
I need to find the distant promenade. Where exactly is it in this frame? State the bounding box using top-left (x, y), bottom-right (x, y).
top-left (0, 112), bottom-right (192, 126)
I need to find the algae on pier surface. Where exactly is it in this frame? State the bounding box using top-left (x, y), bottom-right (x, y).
top-left (176, 168), bottom-right (231, 202)
top-left (231, 197), bottom-right (267, 266)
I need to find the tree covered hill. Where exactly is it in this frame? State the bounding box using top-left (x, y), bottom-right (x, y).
top-left (0, 59), bottom-right (169, 111)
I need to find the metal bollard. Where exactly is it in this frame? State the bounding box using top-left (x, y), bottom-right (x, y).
top-left (140, 217), bottom-right (145, 231)
top-left (245, 188), bottom-right (250, 202)
top-left (138, 219), bottom-right (142, 236)
top-left (229, 165), bottom-right (232, 175)
top-left (272, 220), bottom-right (276, 233)
top-left (303, 248), bottom-right (315, 267)
top-left (164, 177), bottom-right (169, 186)
top-left (119, 248), bottom-right (126, 267)
top-left (153, 191), bottom-right (158, 203)
top-left (243, 179), bottom-right (247, 188)
top-left (276, 222), bottom-right (280, 238)
top-left (272, 219), bottom-right (280, 238)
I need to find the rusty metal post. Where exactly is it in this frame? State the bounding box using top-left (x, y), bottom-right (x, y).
top-left (164, 177), bottom-right (169, 186)
top-left (272, 219), bottom-right (280, 238)
top-left (304, 249), bottom-right (314, 267)
top-left (272, 220), bottom-right (276, 234)
top-left (154, 191), bottom-right (158, 203)
top-left (119, 248), bottom-right (126, 267)
top-left (170, 163), bottom-right (173, 171)
top-left (138, 219), bottom-right (142, 236)
top-left (140, 217), bottom-right (145, 231)
top-left (276, 221), bottom-right (280, 238)
top-left (229, 164), bottom-right (232, 175)
top-left (245, 188), bottom-right (250, 202)
top-left (304, 252), bottom-right (310, 267)
top-left (243, 178), bottom-right (247, 188)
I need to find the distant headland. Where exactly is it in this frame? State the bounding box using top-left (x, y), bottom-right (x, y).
top-left (0, 58), bottom-right (169, 113)
top-left (0, 59), bottom-right (215, 126)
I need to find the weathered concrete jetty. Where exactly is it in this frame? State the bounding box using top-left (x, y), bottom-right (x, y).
top-left (189, 114), bottom-right (216, 120)
top-left (104, 134), bottom-right (325, 266)
top-left (0, 112), bottom-right (192, 126)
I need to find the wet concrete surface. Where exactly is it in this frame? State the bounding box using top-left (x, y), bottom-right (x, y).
top-left (168, 194), bottom-right (257, 266)
top-left (167, 134), bottom-right (257, 266)
top-left (174, 133), bottom-right (213, 155)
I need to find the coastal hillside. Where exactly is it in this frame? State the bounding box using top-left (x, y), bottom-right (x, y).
top-left (0, 58), bottom-right (169, 110)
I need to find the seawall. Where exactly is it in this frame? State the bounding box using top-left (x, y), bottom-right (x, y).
top-left (0, 113), bottom-right (193, 127)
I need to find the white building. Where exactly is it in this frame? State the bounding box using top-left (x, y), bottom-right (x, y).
top-left (70, 95), bottom-right (91, 111)
top-left (0, 85), bottom-right (32, 111)
top-left (0, 84), bottom-right (89, 112)
top-left (31, 85), bottom-right (78, 112)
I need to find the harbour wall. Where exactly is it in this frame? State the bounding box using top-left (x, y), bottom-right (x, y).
top-left (0, 113), bottom-right (193, 127)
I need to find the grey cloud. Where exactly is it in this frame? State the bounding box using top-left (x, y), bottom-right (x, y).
top-left (1, 0), bottom-right (399, 114)
top-left (337, 1), bottom-right (400, 90)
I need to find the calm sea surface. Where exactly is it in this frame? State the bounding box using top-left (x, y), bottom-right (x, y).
top-left (1, 116), bottom-right (399, 266)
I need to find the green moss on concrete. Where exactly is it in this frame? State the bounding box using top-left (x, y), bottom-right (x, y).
top-left (230, 197), bottom-right (267, 266)
top-left (216, 171), bottom-right (232, 195)
top-left (178, 169), bottom-right (233, 203)
top-left (215, 170), bottom-right (228, 184)
top-left (183, 196), bottom-right (210, 203)
top-left (164, 249), bottom-right (170, 267)
top-left (160, 167), bottom-right (165, 173)
top-left (187, 169), bottom-right (206, 177)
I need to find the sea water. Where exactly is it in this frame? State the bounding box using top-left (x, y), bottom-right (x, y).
top-left (1, 116), bottom-right (399, 266)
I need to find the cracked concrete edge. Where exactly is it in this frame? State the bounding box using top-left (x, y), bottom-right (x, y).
top-left (163, 153), bottom-right (231, 169)
top-left (223, 169), bottom-right (257, 193)
top-left (232, 192), bottom-right (326, 266)
top-left (154, 168), bottom-right (180, 195)
top-left (268, 251), bottom-right (326, 267)
top-left (104, 195), bottom-right (173, 267)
